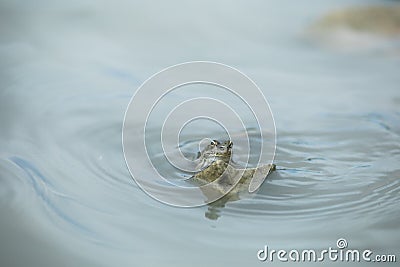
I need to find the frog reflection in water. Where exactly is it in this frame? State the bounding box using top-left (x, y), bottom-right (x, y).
top-left (192, 140), bottom-right (276, 220)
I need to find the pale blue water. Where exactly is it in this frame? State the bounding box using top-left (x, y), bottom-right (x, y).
top-left (1, 0), bottom-right (399, 266)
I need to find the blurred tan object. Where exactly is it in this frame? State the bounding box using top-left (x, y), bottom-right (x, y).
top-left (309, 5), bottom-right (400, 53)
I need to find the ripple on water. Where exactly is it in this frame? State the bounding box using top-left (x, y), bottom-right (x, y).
top-left (163, 122), bottom-right (400, 221)
top-left (1, 156), bottom-right (94, 236)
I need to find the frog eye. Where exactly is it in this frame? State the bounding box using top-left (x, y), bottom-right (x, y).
top-left (211, 140), bottom-right (219, 146)
top-left (227, 141), bottom-right (233, 149)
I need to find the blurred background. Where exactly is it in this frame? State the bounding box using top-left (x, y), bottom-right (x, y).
top-left (0, 0), bottom-right (399, 266)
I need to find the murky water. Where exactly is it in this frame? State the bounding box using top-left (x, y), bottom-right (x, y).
top-left (1, 0), bottom-right (399, 266)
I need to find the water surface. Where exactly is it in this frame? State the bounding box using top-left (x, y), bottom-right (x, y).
top-left (0, 0), bottom-right (399, 266)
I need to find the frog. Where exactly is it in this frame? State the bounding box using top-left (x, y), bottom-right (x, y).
top-left (190, 139), bottom-right (276, 220)
top-left (192, 139), bottom-right (276, 198)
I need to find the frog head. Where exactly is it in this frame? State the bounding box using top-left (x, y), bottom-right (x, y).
top-left (200, 139), bottom-right (233, 159)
